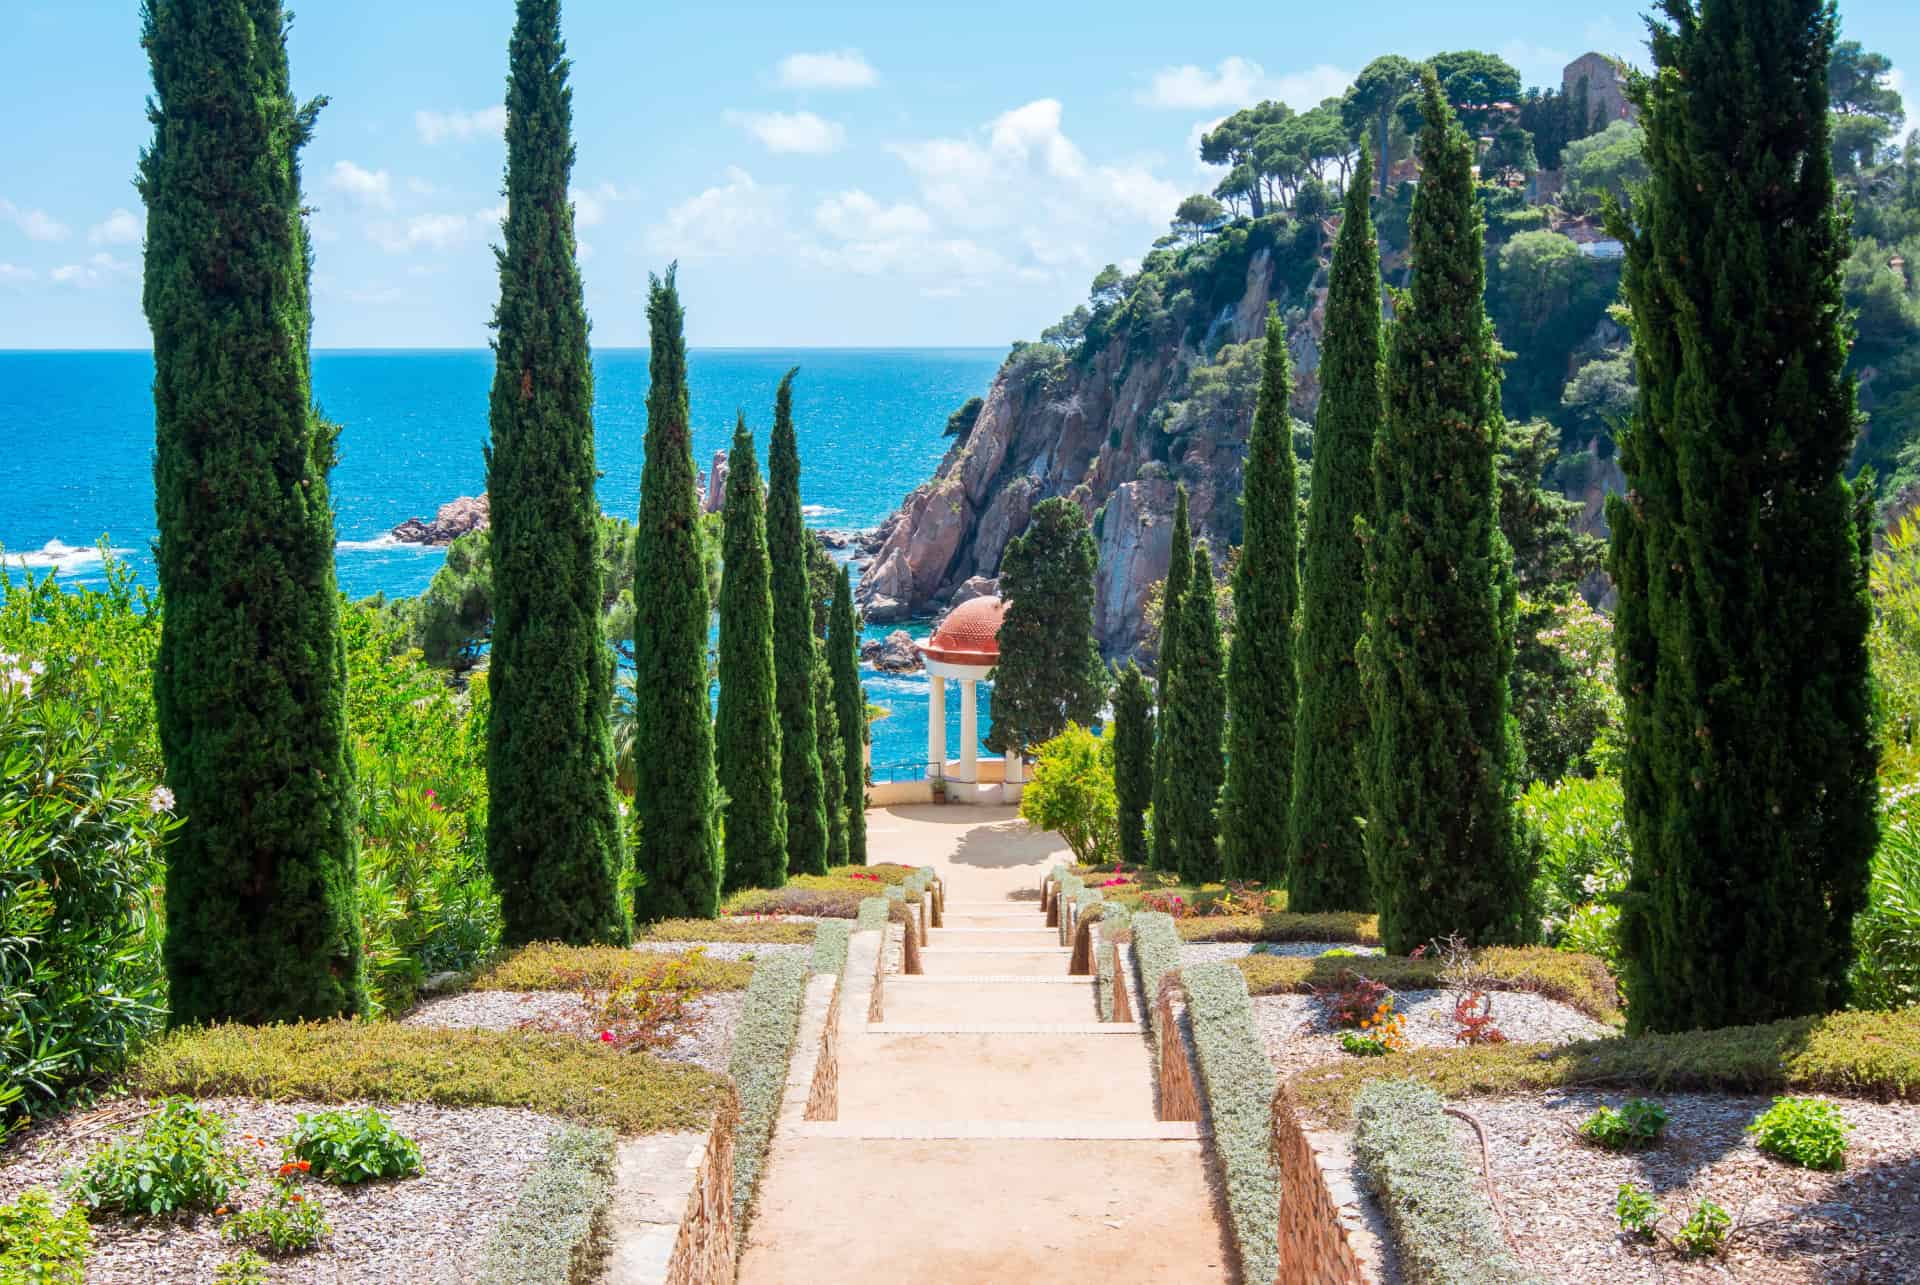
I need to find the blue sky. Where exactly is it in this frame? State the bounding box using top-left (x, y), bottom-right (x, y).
top-left (1, 1), bottom-right (1915, 349)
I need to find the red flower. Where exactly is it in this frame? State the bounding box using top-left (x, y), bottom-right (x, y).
top-left (599, 1030), bottom-right (615, 1042)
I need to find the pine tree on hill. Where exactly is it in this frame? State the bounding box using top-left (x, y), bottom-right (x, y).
top-left (828, 566), bottom-right (868, 865)
top-left (987, 498), bottom-right (1106, 758)
top-left (633, 269), bottom-right (722, 920)
top-left (717, 414), bottom-right (787, 893)
top-left (1165, 543), bottom-right (1227, 884)
top-left (1606, 0), bottom-right (1875, 1033)
top-left (479, 0), bottom-right (627, 947)
top-left (1222, 304), bottom-right (1300, 884)
top-left (767, 369), bottom-right (830, 876)
top-left (1150, 485), bottom-right (1192, 869)
top-left (814, 647), bottom-right (849, 868)
top-left (1359, 72), bottom-right (1527, 954)
top-left (1291, 144), bottom-right (1383, 913)
top-left (142, 0), bottom-right (368, 1022)
top-left (1112, 661), bottom-right (1155, 867)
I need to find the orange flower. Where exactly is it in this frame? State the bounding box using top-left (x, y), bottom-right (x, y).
top-left (297, 1160), bottom-right (311, 1172)
top-left (214, 1206), bottom-right (230, 1216)
top-left (289, 1193), bottom-right (304, 1204)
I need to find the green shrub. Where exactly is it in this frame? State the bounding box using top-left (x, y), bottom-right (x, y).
top-left (214, 1250), bottom-right (269, 1285)
top-left (1181, 963), bottom-right (1278, 1284)
top-left (1019, 724), bottom-right (1120, 864)
top-left (66, 1098), bottom-right (249, 1216)
top-left (1614, 1183), bottom-right (1658, 1239)
top-left (129, 1022), bottom-right (726, 1136)
top-left (728, 953), bottom-right (810, 1243)
top-left (1577, 1098), bottom-right (1667, 1150)
top-left (0, 642), bottom-right (175, 1130)
top-left (475, 1125), bottom-right (616, 1285)
top-left (284, 1108), bottom-right (423, 1184)
top-left (220, 1178), bottom-right (330, 1254)
top-left (1672, 1200), bottom-right (1731, 1258)
top-left (1520, 774), bottom-right (1628, 958)
top-left (809, 919), bottom-right (851, 975)
top-left (1340, 1031), bottom-right (1394, 1057)
top-left (1130, 912), bottom-right (1181, 1050)
top-left (1746, 1096), bottom-right (1851, 1170)
top-left (856, 897), bottom-right (890, 933)
top-left (0, 1187), bottom-right (90, 1284)
top-left (641, 919), bottom-right (817, 945)
top-left (1851, 805), bottom-right (1920, 1009)
top-left (473, 944), bottom-right (751, 994)
top-left (1351, 1079), bottom-right (1535, 1284)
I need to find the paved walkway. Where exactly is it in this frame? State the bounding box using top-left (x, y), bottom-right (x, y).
top-left (736, 806), bottom-right (1234, 1284)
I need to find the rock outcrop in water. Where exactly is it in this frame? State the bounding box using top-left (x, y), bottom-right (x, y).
top-left (391, 494), bottom-right (490, 546)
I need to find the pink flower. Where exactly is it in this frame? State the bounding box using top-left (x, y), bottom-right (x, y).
top-left (599, 1030), bottom-right (614, 1042)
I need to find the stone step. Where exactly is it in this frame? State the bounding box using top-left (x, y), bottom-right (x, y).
top-left (878, 978), bottom-right (1098, 1024)
top-left (940, 911), bottom-right (1045, 924)
top-left (928, 928), bottom-right (1062, 949)
top-left (867, 1023), bottom-right (1141, 1035)
top-left (916, 949), bottom-right (1070, 978)
top-left (790, 1120), bottom-right (1200, 1141)
top-left (834, 1031), bottom-right (1154, 1122)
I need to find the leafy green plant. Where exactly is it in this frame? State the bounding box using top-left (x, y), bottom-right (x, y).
top-left (220, 1174), bottom-right (330, 1254)
top-left (1521, 773), bottom-right (1628, 958)
top-left (1018, 724), bottom-right (1119, 865)
top-left (65, 1099), bottom-right (248, 1216)
top-left (285, 1108), bottom-right (423, 1184)
top-left (1614, 1183), bottom-right (1659, 1239)
top-left (1339, 1031), bottom-right (1392, 1057)
top-left (0, 1187), bottom-right (91, 1284)
top-left (1578, 1098), bottom-right (1668, 1151)
top-left (1851, 802), bottom-right (1920, 1010)
top-left (1671, 1199), bottom-right (1731, 1258)
top-left (1746, 1096), bottom-right (1851, 1170)
top-left (213, 1249), bottom-right (269, 1284)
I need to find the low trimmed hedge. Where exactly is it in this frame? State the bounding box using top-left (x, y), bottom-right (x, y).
top-left (727, 952), bottom-right (811, 1244)
top-left (856, 897), bottom-right (890, 933)
top-left (474, 944), bottom-right (754, 994)
top-left (1177, 911), bottom-right (1379, 945)
top-left (1095, 902), bottom-right (1134, 1023)
top-left (1352, 1079), bottom-right (1533, 1285)
top-left (809, 920), bottom-right (851, 975)
top-left (128, 1021), bottom-right (725, 1135)
top-left (641, 920), bottom-right (818, 945)
top-left (1131, 912), bottom-right (1181, 1049)
top-left (720, 865), bottom-right (920, 919)
top-left (1290, 1007), bottom-right (1920, 1125)
top-left (475, 1123), bottom-right (616, 1285)
top-left (1236, 946), bottom-right (1622, 1026)
top-left (1183, 962), bottom-right (1280, 1285)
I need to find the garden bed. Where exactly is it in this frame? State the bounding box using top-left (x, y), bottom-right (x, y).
top-left (1255, 989), bottom-right (1616, 1081)
top-left (404, 990), bottom-right (748, 1076)
top-left (0, 1097), bottom-right (562, 1283)
top-left (1452, 1090), bottom-right (1920, 1283)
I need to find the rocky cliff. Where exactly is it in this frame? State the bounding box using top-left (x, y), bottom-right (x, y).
top-left (861, 228), bottom-right (1326, 657)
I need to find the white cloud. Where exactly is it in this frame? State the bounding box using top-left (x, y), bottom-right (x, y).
top-left (347, 284), bottom-right (405, 306)
top-left (1892, 69), bottom-right (1915, 136)
top-left (571, 182), bottom-right (624, 229)
top-left (406, 177), bottom-right (437, 196)
top-left (1139, 58), bottom-right (1351, 113)
top-left (813, 191), bottom-right (931, 241)
top-left (646, 168), bottom-right (787, 258)
top-left (1188, 117), bottom-right (1228, 172)
top-left (775, 49), bottom-right (877, 91)
top-left (50, 253), bottom-right (133, 288)
top-left (327, 161), bottom-right (395, 211)
top-left (414, 105), bottom-right (506, 145)
top-left (0, 198), bottom-right (70, 242)
top-left (1500, 40), bottom-right (1574, 90)
top-left (368, 205), bottom-right (503, 254)
top-left (725, 110), bottom-right (846, 155)
top-left (0, 263), bottom-right (35, 285)
top-left (88, 209), bottom-right (141, 246)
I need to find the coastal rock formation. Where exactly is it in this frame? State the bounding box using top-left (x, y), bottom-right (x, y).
top-left (860, 629), bottom-right (923, 673)
top-left (702, 450), bottom-right (728, 514)
top-left (391, 494), bottom-right (490, 546)
top-left (948, 575), bottom-right (999, 609)
top-left (858, 241), bottom-right (1309, 656)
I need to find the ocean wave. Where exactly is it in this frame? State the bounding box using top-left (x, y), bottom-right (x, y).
top-left (336, 534), bottom-right (436, 553)
top-left (801, 505), bottom-right (842, 518)
top-left (1, 540), bottom-right (131, 572)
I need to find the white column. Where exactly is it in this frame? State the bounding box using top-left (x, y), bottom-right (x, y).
top-left (1004, 752), bottom-right (1024, 785)
top-left (927, 673), bottom-right (947, 778)
top-left (959, 678), bottom-right (979, 783)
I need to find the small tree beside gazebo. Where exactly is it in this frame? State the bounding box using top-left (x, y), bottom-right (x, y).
top-left (986, 498), bottom-right (1107, 769)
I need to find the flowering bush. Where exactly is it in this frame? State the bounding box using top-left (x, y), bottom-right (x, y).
top-left (1339, 1000), bottom-right (1406, 1055)
top-left (1521, 773), bottom-right (1629, 962)
top-left (1326, 971), bottom-right (1393, 1029)
top-left (219, 1174), bottom-right (329, 1255)
top-left (1450, 990), bottom-right (1508, 1045)
top-left (1139, 891), bottom-right (1189, 917)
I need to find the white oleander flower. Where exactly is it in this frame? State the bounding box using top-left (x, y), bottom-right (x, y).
top-left (149, 786), bottom-right (176, 814)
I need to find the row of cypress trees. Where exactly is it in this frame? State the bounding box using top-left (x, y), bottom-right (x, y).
top-left (145, 0), bottom-right (870, 1025)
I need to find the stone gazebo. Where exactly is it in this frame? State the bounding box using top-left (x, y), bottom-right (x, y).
top-left (915, 595), bottom-right (1025, 805)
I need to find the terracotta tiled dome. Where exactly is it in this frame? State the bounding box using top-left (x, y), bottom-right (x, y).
top-left (917, 596), bottom-right (1006, 666)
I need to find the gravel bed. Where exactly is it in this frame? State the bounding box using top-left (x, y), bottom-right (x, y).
top-left (1253, 988), bottom-right (1615, 1079)
top-left (1451, 1090), bottom-right (1920, 1283)
top-left (0, 1097), bottom-right (560, 1284)
top-left (631, 940), bottom-right (811, 963)
top-left (1180, 941), bottom-right (1382, 966)
top-left (404, 989), bottom-right (746, 1076)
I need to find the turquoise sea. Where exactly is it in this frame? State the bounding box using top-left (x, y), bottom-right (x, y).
top-left (0, 348), bottom-right (1003, 775)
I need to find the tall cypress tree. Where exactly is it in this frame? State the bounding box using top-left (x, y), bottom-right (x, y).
top-left (814, 647), bottom-right (849, 868)
top-left (1165, 544), bottom-right (1227, 883)
top-left (1112, 661), bottom-right (1155, 867)
top-left (1359, 73), bottom-right (1527, 954)
top-left (481, 0), bottom-right (626, 947)
top-left (1291, 145), bottom-right (1382, 912)
top-left (1222, 305), bottom-right (1299, 883)
top-left (633, 270), bottom-right (722, 920)
top-left (142, 0), bottom-right (366, 1022)
top-left (828, 566), bottom-right (868, 864)
top-left (1150, 486), bottom-right (1192, 869)
top-left (987, 498), bottom-right (1106, 757)
top-left (767, 370), bottom-right (830, 876)
top-left (1607, 0), bottom-right (1875, 1033)
top-left (717, 414), bottom-right (787, 892)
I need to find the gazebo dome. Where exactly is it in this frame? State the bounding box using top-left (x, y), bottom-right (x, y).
top-left (918, 596), bottom-right (1006, 668)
